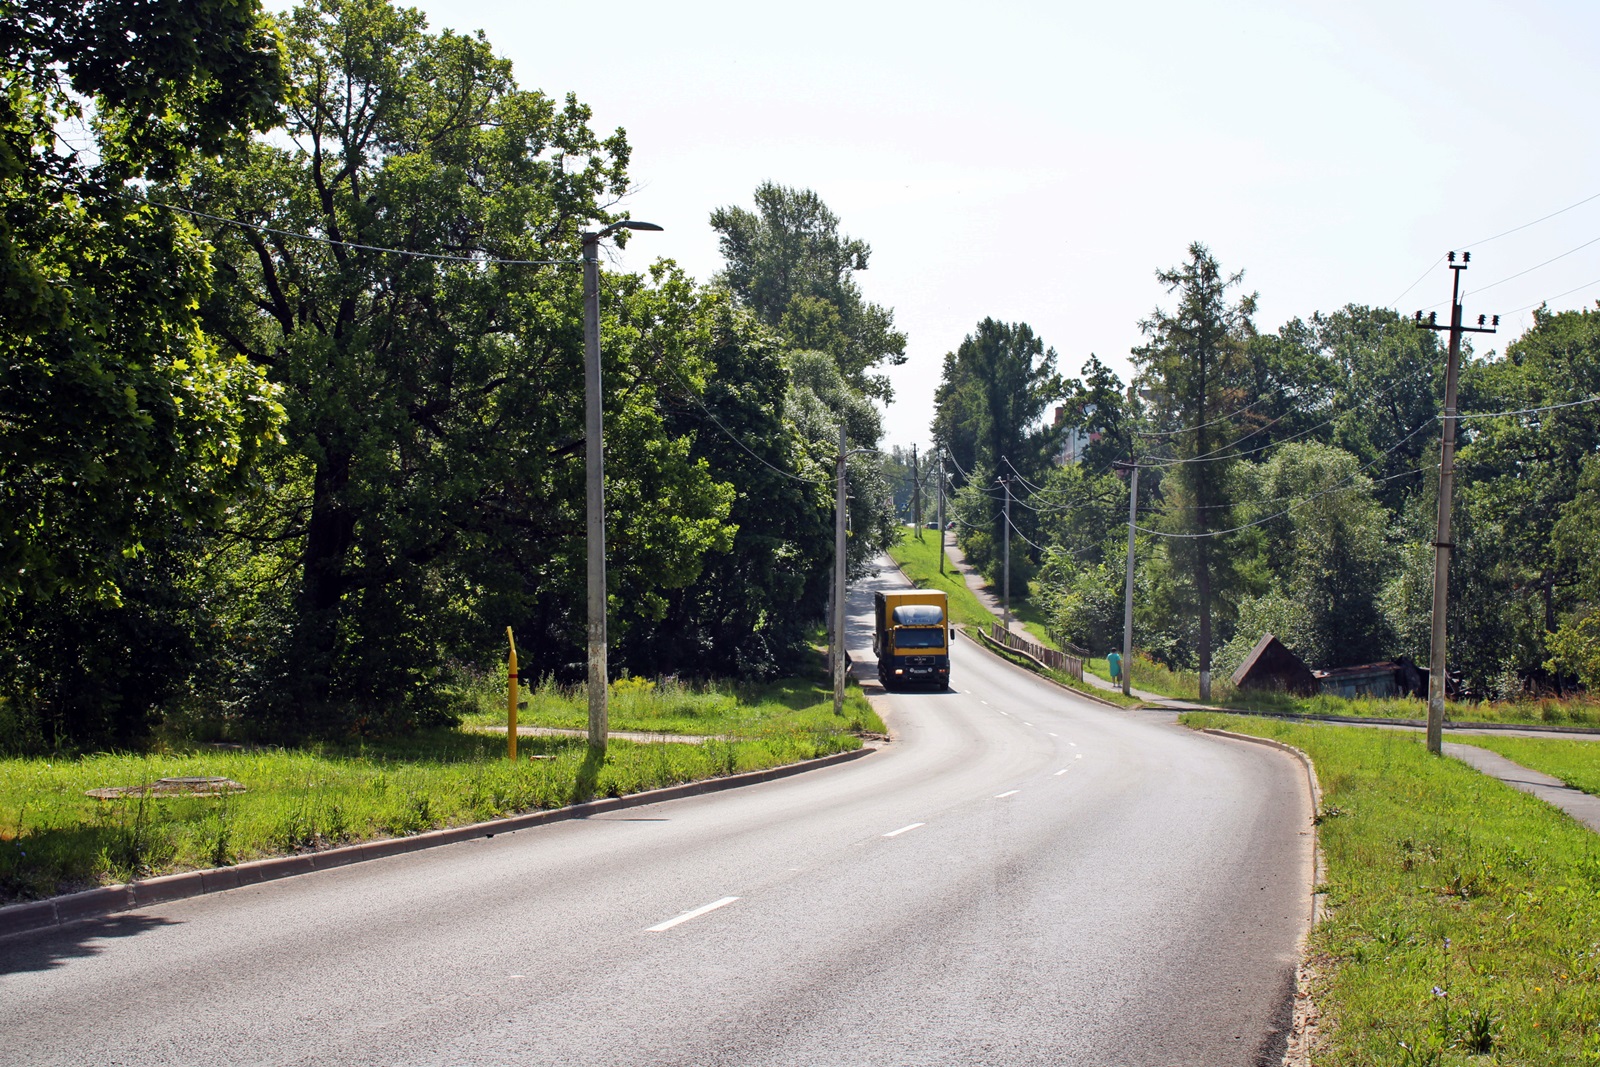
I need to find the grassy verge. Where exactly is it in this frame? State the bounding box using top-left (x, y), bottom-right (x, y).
top-left (461, 670), bottom-right (882, 738)
top-left (887, 530), bottom-right (997, 629)
top-left (0, 673), bottom-right (882, 905)
top-left (1182, 712), bottom-right (1600, 1066)
top-left (1455, 735), bottom-right (1600, 796)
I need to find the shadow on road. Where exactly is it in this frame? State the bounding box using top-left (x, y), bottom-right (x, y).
top-left (0, 911), bottom-right (178, 975)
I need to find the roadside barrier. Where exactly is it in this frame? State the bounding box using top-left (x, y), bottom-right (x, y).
top-left (989, 624), bottom-right (1085, 681)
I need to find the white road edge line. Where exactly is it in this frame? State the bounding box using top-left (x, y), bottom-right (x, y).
top-left (883, 822), bottom-right (926, 838)
top-left (647, 896), bottom-right (740, 932)
top-left (994, 789), bottom-right (1020, 798)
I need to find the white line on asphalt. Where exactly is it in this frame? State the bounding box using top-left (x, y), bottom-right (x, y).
top-left (646, 896), bottom-right (740, 932)
top-left (1069, 742), bottom-right (1077, 747)
top-left (883, 822), bottom-right (926, 838)
top-left (1023, 721), bottom-right (1034, 726)
top-left (994, 789), bottom-right (1020, 798)
top-left (1075, 754), bottom-right (1083, 759)
top-left (1055, 769), bottom-right (1069, 776)
top-left (1048, 732), bottom-right (1058, 738)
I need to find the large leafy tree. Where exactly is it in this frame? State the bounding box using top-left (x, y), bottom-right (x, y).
top-left (931, 318), bottom-right (1064, 581)
top-left (1131, 243), bottom-right (1257, 695)
top-left (710, 182), bottom-right (906, 400)
top-left (180, 0), bottom-right (734, 734)
top-left (0, 0), bottom-right (287, 748)
top-left (1451, 305), bottom-right (1600, 692)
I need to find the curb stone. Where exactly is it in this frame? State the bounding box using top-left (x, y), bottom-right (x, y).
top-left (0, 745), bottom-right (876, 943)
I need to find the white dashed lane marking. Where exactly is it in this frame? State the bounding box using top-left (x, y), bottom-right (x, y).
top-left (646, 896), bottom-right (740, 932)
top-left (994, 790), bottom-right (1020, 799)
top-left (883, 822), bottom-right (926, 838)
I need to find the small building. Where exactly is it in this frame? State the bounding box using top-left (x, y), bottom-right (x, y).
top-left (1230, 634), bottom-right (1318, 696)
top-left (1315, 657), bottom-right (1427, 700)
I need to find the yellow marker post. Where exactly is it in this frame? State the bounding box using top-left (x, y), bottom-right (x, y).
top-left (506, 627), bottom-right (518, 762)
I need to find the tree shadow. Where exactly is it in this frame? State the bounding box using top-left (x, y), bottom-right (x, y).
top-left (569, 746), bottom-right (606, 804)
top-left (0, 911), bottom-right (178, 975)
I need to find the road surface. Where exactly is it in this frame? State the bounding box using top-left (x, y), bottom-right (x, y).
top-left (1, 562), bottom-right (1312, 1066)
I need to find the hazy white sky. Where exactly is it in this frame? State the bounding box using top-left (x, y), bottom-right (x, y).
top-left (286, 0), bottom-right (1600, 450)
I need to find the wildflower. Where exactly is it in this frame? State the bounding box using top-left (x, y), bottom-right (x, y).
top-left (1432, 986), bottom-right (1447, 998)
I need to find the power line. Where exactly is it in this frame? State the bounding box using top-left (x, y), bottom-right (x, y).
top-left (1453, 394), bottom-right (1600, 421)
top-left (1419, 233), bottom-right (1600, 311)
top-left (1507, 277), bottom-right (1600, 315)
top-left (1134, 466), bottom-right (1424, 540)
top-left (129, 192), bottom-right (581, 266)
top-left (1390, 189), bottom-right (1600, 307)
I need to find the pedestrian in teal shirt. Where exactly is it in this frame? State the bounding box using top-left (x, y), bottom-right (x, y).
top-left (1107, 651), bottom-right (1122, 682)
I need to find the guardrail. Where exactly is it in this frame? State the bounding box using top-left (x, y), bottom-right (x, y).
top-left (989, 624), bottom-right (1085, 681)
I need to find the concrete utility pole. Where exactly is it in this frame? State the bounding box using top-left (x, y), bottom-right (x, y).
top-left (1415, 251), bottom-right (1497, 755)
top-left (1120, 463), bottom-right (1140, 698)
top-left (833, 423), bottom-right (849, 716)
top-left (936, 447), bottom-right (946, 575)
top-left (998, 474), bottom-right (1012, 630)
top-left (911, 444), bottom-right (922, 540)
top-left (582, 219), bottom-right (662, 755)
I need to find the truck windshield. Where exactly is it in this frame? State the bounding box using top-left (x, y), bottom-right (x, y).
top-left (892, 605), bottom-right (944, 626)
top-left (894, 627), bottom-right (946, 649)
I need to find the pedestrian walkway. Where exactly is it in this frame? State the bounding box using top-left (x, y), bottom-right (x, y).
top-left (1445, 742), bottom-right (1600, 834)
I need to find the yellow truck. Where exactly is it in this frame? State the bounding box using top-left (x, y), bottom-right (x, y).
top-left (873, 590), bottom-right (951, 690)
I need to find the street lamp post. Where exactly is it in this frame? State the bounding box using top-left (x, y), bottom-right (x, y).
top-left (582, 219), bottom-right (662, 755)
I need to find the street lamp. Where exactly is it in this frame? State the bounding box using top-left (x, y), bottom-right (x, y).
top-left (582, 219), bottom-right (663, 755)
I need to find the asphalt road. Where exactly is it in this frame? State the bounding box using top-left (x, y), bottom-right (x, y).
top-left (1, 563), bottom-right (1313, 1066)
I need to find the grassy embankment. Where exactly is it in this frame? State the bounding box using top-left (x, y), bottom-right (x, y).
top-left (0, 671), bottom-right (883, 905)
top-left (1183, 712), bottom-right (1600, 1066)
top-left (887, 531), bottom-right (1142, 707)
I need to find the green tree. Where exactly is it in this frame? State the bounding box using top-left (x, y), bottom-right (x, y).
top-left (1225, 442), bottom-right (1394, 670)
top-left (1131, 243), bottom-right (1257, 694)
top-left (181, 0), bottom-right (736, 734)
top-left (0, 0), bottom-right (287, 749)
top-left (931, 318), bottom-right (1064, 580)
top-left (710, 183), bottom-right (906, 400)
top-left (1452, 305), bottom-right (1600, 691)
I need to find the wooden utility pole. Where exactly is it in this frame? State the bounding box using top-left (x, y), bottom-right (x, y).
top-left (833, 423), bottom-right (848, 716)
top-left (1415, 251), bottom-right (1497, 755)
top-left (998, 474), bottom-right (1012, 629)
top-left (1120, 463), bottom-right (1140, 698)
top-left (911, 444), bottom-right (922, 540)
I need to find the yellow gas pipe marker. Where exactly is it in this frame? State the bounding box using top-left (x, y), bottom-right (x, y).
top-left (506, 627), bottom-right (518, 762)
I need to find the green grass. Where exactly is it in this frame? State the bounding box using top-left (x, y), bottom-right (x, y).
top-left (0, 673), bottom-right (883, 905)
top-left (1455, 735), bottom-right (1600, 797)
top-left (887, 530), bottom-right (998, 629)
top-left (1182, 712), bottom-right (1600, 1066)
top-left (461, 671), bottom-right (882, 739)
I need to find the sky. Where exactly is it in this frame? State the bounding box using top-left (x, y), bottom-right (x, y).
top-left (286, 0), bottom-right (1600, 452)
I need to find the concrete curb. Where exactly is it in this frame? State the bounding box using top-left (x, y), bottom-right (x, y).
top-left (1195, 727), bottom-right (1327, 1067)
top-left (0, 745), bottom-right (877, 942)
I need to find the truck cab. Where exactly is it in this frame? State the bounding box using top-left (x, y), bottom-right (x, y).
top-left (873, 590), bottom-right (951, 690)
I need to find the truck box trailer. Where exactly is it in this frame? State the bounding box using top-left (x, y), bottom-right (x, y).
top-left (873, 590), bottom-right (951, 690)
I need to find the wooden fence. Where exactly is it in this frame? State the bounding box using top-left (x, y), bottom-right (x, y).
top-left (988, 624), bottom-right (1085, 681)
